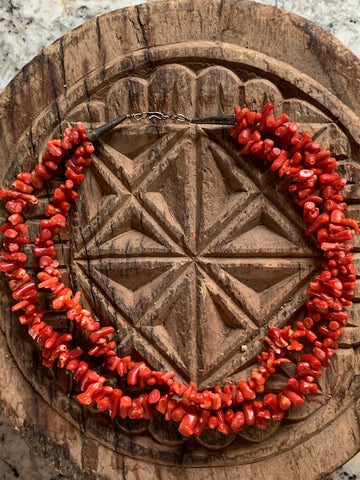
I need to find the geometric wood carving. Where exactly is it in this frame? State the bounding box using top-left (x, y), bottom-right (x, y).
top-left (0, 1), bottom-right (359, 479)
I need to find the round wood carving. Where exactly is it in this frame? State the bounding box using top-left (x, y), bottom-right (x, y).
top-left (0, 1), bottom-right (359, 478)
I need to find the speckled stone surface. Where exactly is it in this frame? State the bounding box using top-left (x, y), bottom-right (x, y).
top-left (0, 0), bottom-right (359, 479)
top-left (0, 0), bottom-right (161, 90)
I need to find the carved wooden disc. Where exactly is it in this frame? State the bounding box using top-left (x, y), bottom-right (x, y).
top-left (0, 1), bottom-right (359, 479)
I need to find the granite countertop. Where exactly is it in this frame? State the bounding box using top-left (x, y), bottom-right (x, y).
top-left (0, 1), bottom-right (359, 479)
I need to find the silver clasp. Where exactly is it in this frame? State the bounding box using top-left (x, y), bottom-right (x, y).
top-left (128, 111), bottom-right (192, 122)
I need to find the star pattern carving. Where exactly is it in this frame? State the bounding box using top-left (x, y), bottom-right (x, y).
top-left (71, 123), bottom-right (321, 387)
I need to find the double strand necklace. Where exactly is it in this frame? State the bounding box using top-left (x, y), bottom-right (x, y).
top-left (0, 103), bottom-right (357, 437)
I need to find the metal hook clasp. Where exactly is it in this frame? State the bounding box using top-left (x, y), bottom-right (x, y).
top-left (169, 113), bottom-right (192, 123)
top-left (129, 111), bottom-right (192, 122)
top-left (147, 111), bottom-right (169, 121)
top-left (129, 112), bottom-right (147, 121)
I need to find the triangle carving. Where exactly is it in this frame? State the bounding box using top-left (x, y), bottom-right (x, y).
top-left (197, 136), bottom-right (258, 246)
top-left (114, 328), bottom-right (190, 384)
top-left (140, 136), bottom-right (197, 253)
top-left (81, 197), bottom-right (184, 258)
top-left (139, 267), bottom-right (196, 379)
top-left (95, 126), bottom-right (188, 189)
top-left (104, 264), bottom-right (173, 293)
top-left (196, 269), bottom-right (257, 380)
top-left (101, 129), bottom-right (163, 160)
top-left (201, 258), bottom-right (319, 324)
top-left (75, 258), bottom-right (188, 324)
top-left (202, 195), bottom-right (316, 256)
top-left (221, 262), bottom-right (301, 293)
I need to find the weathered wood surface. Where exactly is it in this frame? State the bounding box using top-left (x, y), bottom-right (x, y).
top-left (0, 0), bottom-right (359, 478)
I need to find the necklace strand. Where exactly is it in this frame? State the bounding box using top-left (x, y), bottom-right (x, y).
top-left (0, 103), bottom-right (357, 437)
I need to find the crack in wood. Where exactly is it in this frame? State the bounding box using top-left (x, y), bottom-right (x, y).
top-left (136, 5), bottom-right (153, 69)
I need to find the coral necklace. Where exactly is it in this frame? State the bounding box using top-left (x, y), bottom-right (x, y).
top-left (0, 103), bottom-right (358, 438)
